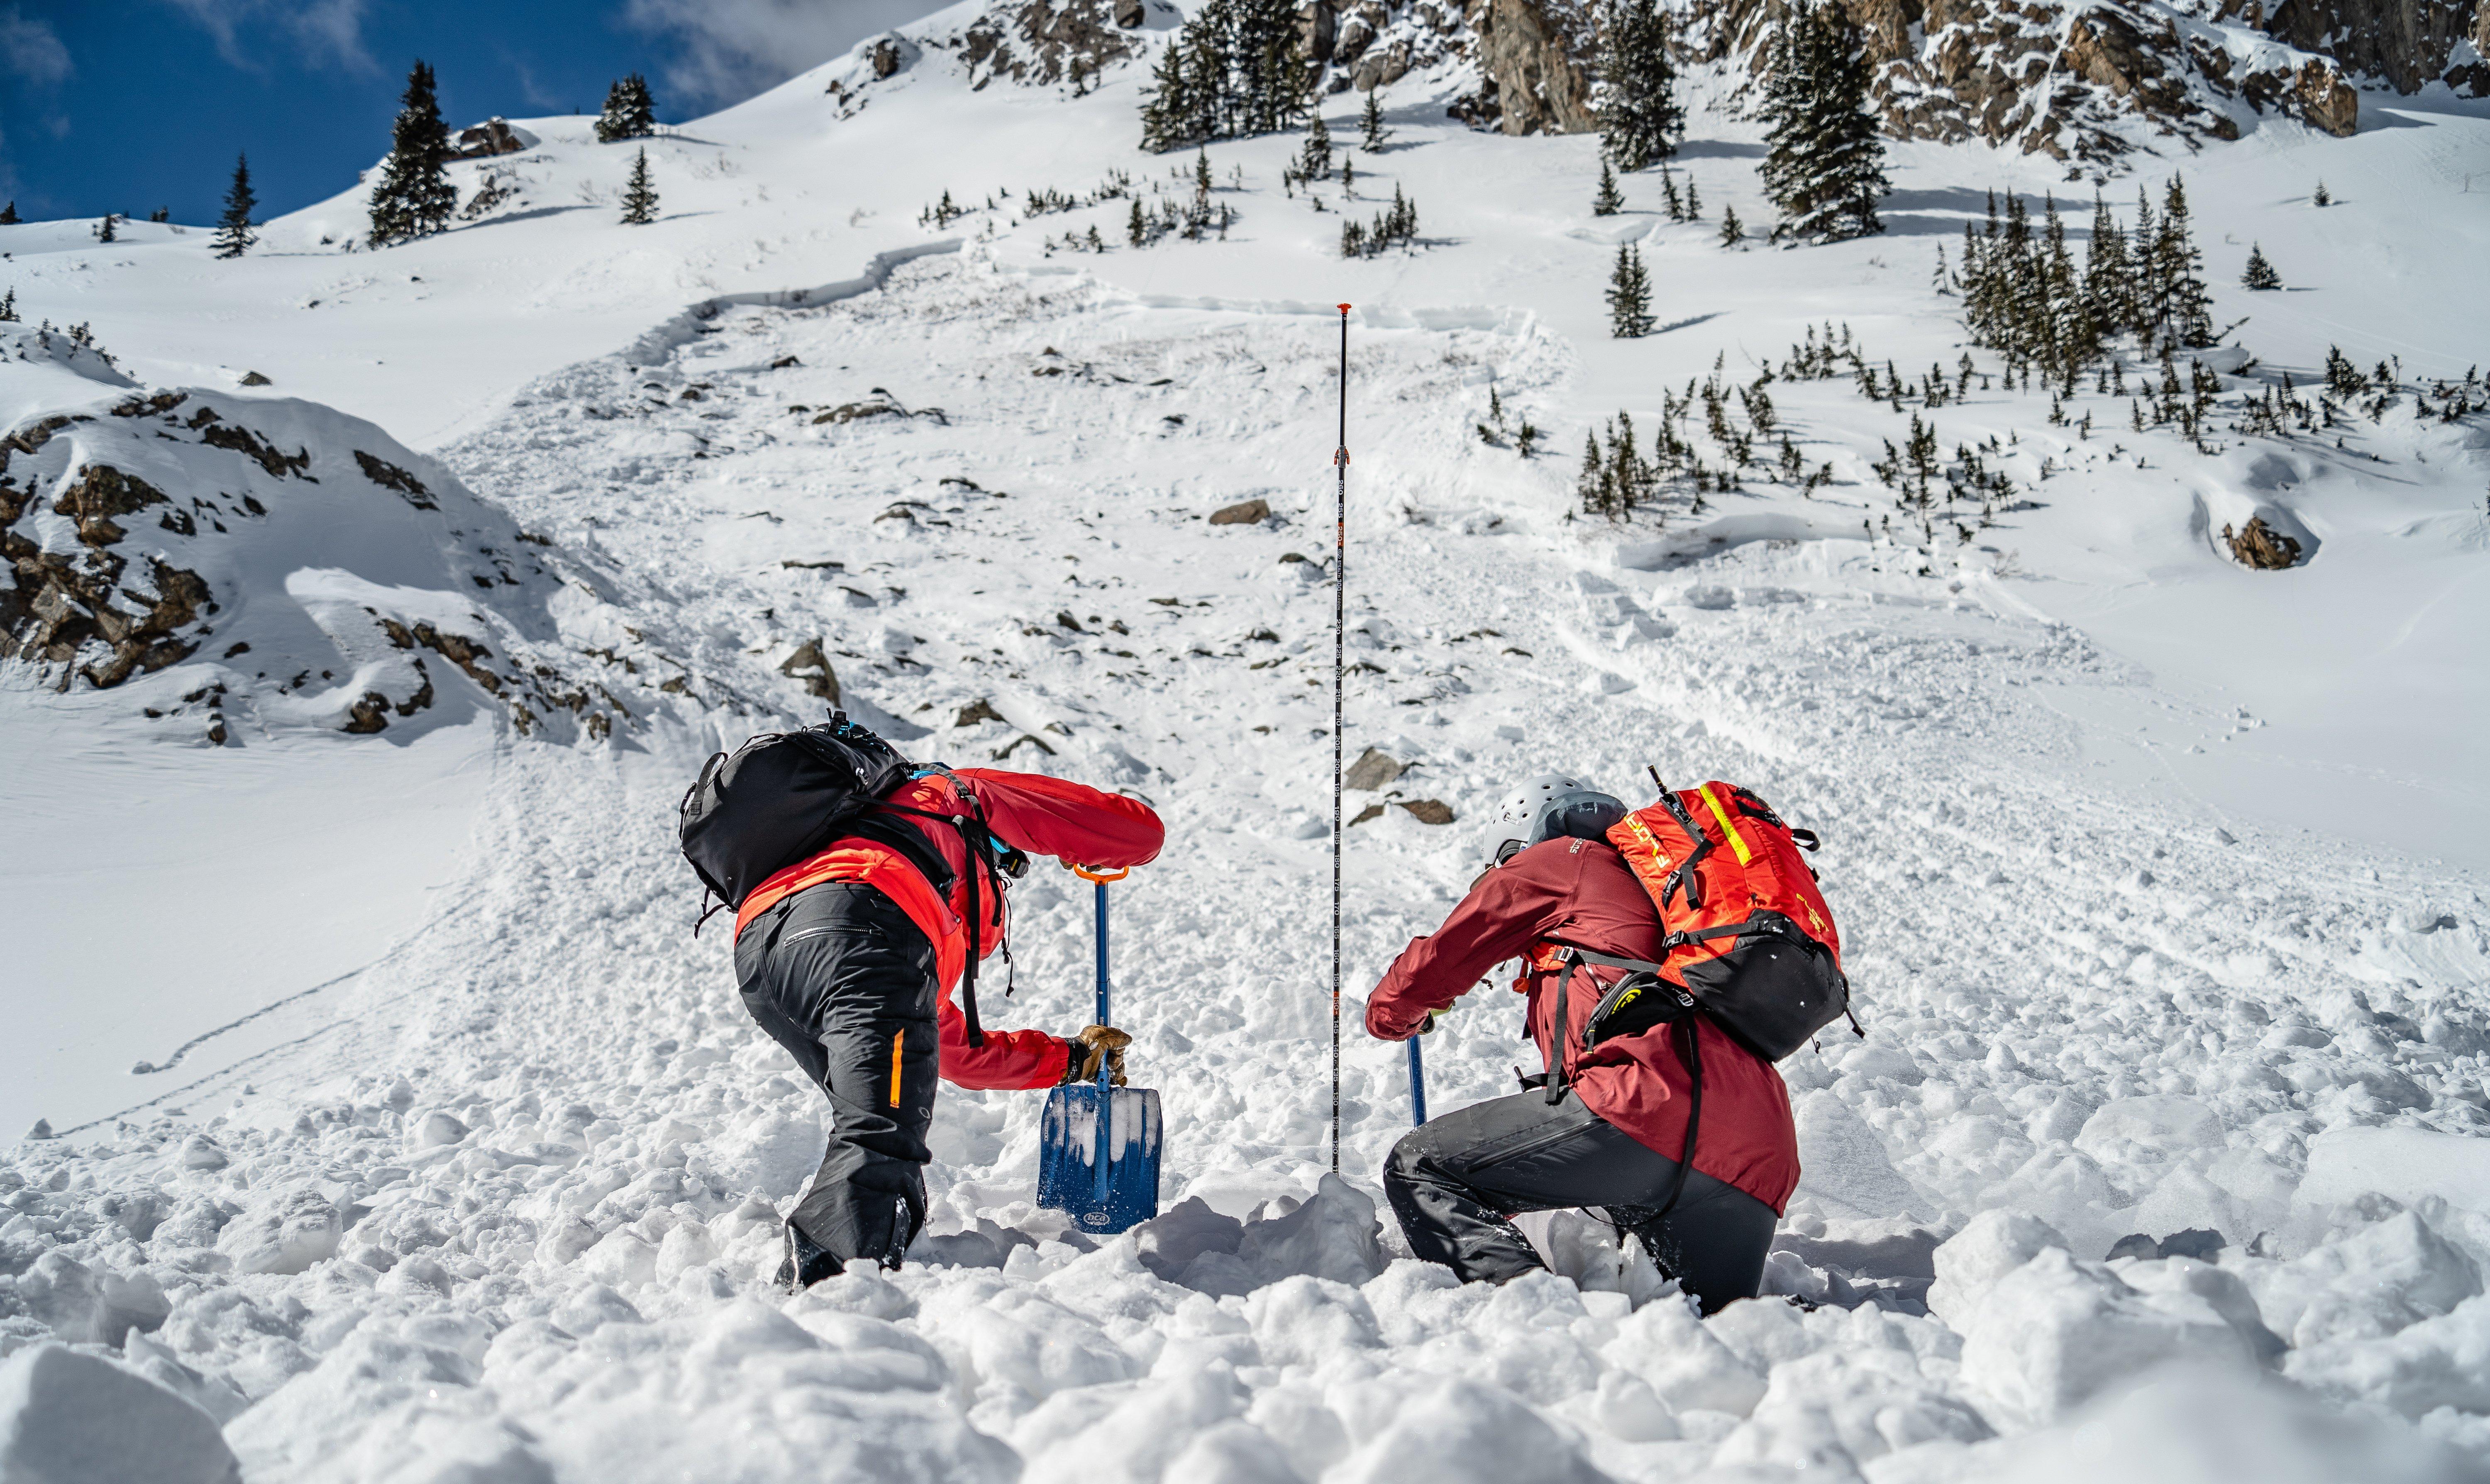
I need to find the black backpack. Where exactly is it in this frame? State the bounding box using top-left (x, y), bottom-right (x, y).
top-left (678, 712), bottom-right (916, 915)
top-left (678, 713), bottom-right (1006, 1045)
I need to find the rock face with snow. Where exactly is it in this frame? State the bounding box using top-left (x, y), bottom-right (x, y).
top-left (0, 354), bottom-right (686, 744)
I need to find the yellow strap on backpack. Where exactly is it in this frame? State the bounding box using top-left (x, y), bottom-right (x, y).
top-left (1699, 785), bottom-right (1753, 866)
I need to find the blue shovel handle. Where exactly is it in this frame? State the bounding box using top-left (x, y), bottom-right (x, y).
top-left (1408, 1035), bottom-right (1427, 1126)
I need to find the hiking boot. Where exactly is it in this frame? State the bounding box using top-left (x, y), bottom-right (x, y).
top-left (775, 1222), bottom-right (839, 1294)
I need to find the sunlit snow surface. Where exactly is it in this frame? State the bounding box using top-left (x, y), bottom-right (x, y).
top-left (3, 13), bottom-right (2489, 1482)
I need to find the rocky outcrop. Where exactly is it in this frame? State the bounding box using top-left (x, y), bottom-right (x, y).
top-left (2, 383), bottom-right (648, 743)
top-left (2262, 0), bottom-right (2487, 93)
top-left (958, 0), bottom-right (1143, 87)
top-left (1466, 0), bottom-right (1599, 133)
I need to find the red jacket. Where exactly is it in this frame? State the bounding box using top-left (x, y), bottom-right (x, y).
top-left (737, 769), bottom-right (1163, 1090)
top-left (1366, 836), bottom-right (1800, 1213)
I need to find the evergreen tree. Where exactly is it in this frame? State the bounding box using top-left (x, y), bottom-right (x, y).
top-left (2241, 242), bottom-right (2280, 290)
top-left (213, 152), bottom-right (257, 260)
top-left (1606, 243), bottom-right (1653, 337)
top-left (1660, 170), bottom-right (1682, 221)
top-left (597, 74), bottom-right (657, 143)
top-left (93, 214), bottom-right (117, 243)
top-left (368, 60), bottom-right (456, 247)
top-left (2081, 188), bottom-right (2130, 335)
top-left (0, 288), bottom-right (16, 322)
top-left (1682, 178), bottom-right (1701, 219)
top-left (2151, 175), bottom-right (2213, 348)
top-left (620, 147), bottom-right (659, 225)
top-left (1758, 2), bottom-right (1889, 243)
top-left (1138, 0), bottom-right (1307, 151)
top-left (2311, 180), bottom-right (2330, 207)
top-left (1299, 112), bottom-right (1332, 180)
top-left (1719, 204), bottom-right (1742, 247)
top-left (1361, 89), bottom-right (1390, 150)
top-left (1577, 429), bottom-right (1610, 517)
top-left (0, 200), bottom-right (16, 225)
top-left (1598, 0), bottom-right (1681, 173)
top-left (1592, 159), bottom-right (1623, 216)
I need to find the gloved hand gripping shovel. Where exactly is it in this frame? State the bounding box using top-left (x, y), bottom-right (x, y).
top-left (1037, 865), bottom-right (1162, 1233)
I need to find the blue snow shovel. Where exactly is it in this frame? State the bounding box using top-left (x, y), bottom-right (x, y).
top-left (1037, 865), bottom-right (1161, 1234)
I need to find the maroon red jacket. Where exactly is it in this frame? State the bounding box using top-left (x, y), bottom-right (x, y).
top-left (1365, 836), bottom-right (1801, 1213)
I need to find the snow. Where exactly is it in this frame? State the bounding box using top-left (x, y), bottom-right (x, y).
top-left (4, 6), bottom-right (2490, 1481)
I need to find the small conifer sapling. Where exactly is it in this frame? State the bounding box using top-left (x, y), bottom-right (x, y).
top-left (2240, 242), bottom-right (2280, 291)
top-left (1606, 243), bottom-right (1654, 338)
top-left (1720, 204), bottom-right (1742, 247)
top-left (2312, 180), bottom-right (2330, 207)
top-left (93, 214), bottom-right (117, 243)
top-left (1362, 90), bottom-right (1389, 150)
top-left (214, 153), bottom-right (257, 259)
top-left (0, 200), bottom-right (17, 225)
top-left (621, 147), bottom-right (659, 225)
top-left (1593, 160), bottom-right (1623, 217)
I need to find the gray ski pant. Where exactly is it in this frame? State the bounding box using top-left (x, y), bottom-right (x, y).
top-left (733, 881), bottom-right (941, 1269)
top-left (1382, 1087), bottom-right (1779, 1313)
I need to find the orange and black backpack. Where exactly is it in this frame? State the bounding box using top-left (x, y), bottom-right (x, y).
top-left (1534, 771), bottom-right (1858, 1217)
top-left (1539, 769), bottom-right (1856, 1084)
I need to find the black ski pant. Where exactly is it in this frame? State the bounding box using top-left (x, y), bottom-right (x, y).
top-left (1382, 1087), bottom-right (1779, 1314)
top-left (734, 881), bottom-right (942, 1269)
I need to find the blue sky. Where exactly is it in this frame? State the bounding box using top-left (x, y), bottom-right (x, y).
top-left (0, 0), bottom-right (940, 224)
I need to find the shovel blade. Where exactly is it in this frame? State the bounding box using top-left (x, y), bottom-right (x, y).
top-left (1037, 1082), bottom-right (1161, 1235)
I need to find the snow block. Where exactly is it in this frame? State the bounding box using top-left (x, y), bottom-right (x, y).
top-left (1956, 1247), bottom-right (2263, 1426)
top-left (2300, 1125), bottom-right (2490, 1216)
top-left (1988, 1362), bottom-right (2477, 1484)
top-left (0, 1342), bottom-right (239, 1484)
top-left (1235, 1173), bottom-right (1386, 1287)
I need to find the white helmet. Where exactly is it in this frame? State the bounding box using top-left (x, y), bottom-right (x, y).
top-left (1487, 774), bottom-right (1626, 864)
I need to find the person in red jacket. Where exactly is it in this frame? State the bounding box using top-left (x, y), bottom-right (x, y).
top-left (733, 759), bottom-right (1162, 1289)
top-left (1365, 776), bottom-right (1797, 1313)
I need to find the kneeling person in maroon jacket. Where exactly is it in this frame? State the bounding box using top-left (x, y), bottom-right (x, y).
top-left (1365, 776), bottom-right (1799, 1313)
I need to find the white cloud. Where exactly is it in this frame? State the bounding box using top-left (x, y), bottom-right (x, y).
top-left (156, 0), bottom-right (378, 75)
top-left (0, 6), bottom-right (72, 86)
top-left (622, 0), bottom-right (948, 112)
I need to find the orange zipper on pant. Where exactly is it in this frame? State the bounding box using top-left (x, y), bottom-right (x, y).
top-left (889, 1030), bottom-right (903, 1107)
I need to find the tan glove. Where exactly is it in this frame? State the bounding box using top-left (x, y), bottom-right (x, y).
top-left (1065, 1024), bottom-right (1131, 1086)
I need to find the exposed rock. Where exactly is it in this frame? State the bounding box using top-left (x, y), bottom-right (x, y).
top-left (237, 370), bottom-right (271, 387)
top-left (870, 37), bottom-right (909, 78)
top-left (779, 639), bottom-right (840, 702)
top-left (1470, 0), bottom-right (1597, 134)
top-left (354, 449), bottom-right (436, 509)
top-left (1351, 802), bottom-right (1388, 825)
top-left (1302, 0), bottom-right (1340, 61)
top-left (198, 421), bottom-right (311, 480)
top-left (955, 697), bottom-right (1007, 727)
top-left (994, 732), bottom-right (1057, 760)
top-left (450, 117), bottom-right (532, 159)
top-left (1116, 0), bottom-right (1147, 25)
top-left (2222, 516), bottom-right (2303, 569)
top-left (343, 692), bottom-right (393, 733)
top-left (1345, 746), bottom-right (1406, 790)
top-left (2264, 0), bottom-right (2485, 93)
top-left (955, 0), bottom-right (1141, 88)
top-left (1398, 798), bottom-right (1458, 824)
top-left (1209, 497), bottom-right (1273, 525)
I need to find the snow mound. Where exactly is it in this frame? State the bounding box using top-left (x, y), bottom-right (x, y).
top-left (0, 1342), bottom-right (239, 1484)
top-left (0, 383), bottom-right (694, 745)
